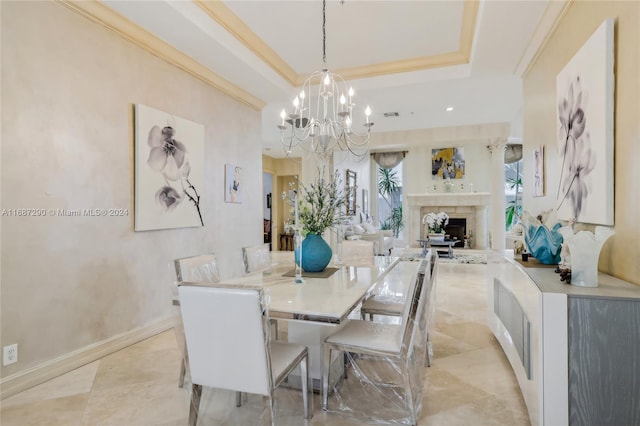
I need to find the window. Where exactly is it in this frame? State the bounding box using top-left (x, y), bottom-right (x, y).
top-left (377, 163), bottom-right (404, 238)
top-left (505, 159), bottom-right (523, 231)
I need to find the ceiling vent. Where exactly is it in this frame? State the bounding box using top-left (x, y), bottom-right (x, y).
top-left (384, 112), bottom-right (400, 118)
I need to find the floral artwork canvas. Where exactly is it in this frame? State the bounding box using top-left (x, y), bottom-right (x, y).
top-left (555, 19), bottom-right (614, 225)
top-left (134, 104), bottom-right (204, 231)
top-left (432, 147), bottom-right (465, 179)
top-left (225, 164), bottom-right (242, 203)
top-left (533, 145), bottom-right (544, 197)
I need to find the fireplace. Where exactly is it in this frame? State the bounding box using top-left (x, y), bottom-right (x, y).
top-left (407, 193), bottom-right (491, 249)
top-left (444, 218), bottom-right (466, 247)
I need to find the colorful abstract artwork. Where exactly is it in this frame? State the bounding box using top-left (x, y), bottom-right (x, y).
top-left (432, 147), bottom-right (465, 179)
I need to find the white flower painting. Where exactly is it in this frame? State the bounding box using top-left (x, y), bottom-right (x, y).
top-left (135, 104), bottom-right (204, 231)
top-left (555, 19), bottom-right (614, 225)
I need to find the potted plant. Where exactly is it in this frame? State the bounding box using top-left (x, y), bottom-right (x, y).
top-left (422, 211), bottom-right (449, 241)
top-left (297, 169), bottom-right (346, 272)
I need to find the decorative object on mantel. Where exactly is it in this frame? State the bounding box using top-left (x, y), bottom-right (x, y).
top-left (134, 104), bottom-right (204, 231)
top-left (558, 225), bottom-right (614, 287)
top-left (422, 211), bottom-right (449, 241)
top-left (555, 18), bottom-right (614, 225)
top-left (522, 210), bottom-right (564, 265)
top-left (297, 169), bottom-right (346, 272)
top-left (277, 0), bottom-right (373, 160)
top-left (443, 178), bottom-right (455, 193)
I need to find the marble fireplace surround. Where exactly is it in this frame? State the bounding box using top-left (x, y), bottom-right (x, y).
top-left (407, 193), bottom-right (491, 249)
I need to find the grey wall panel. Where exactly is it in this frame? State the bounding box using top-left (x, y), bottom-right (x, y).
top-left (494, 279), bottom-right (532, 379)
top-left (568, 297), bottom-right (640, 426)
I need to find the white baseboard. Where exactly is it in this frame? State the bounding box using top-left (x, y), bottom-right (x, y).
top-left (0, 315), bottom-right (176, 400)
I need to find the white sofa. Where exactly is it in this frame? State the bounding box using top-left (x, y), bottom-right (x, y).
top-left (345, 223), bottom-right (394, 255)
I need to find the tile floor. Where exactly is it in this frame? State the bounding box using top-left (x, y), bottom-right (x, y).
top-left (1, 262), bottom-right (530, 425)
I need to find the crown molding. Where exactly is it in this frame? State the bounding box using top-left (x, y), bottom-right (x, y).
top-left (334, 51), bottom-right (469, 81)
top-left (194, 0), bottom-right (299, 86)
top-left (199, 0), bottom-right (479, 85)
top-left (514, 0), bottom-right (574, 78)
top-left (58, 0), bottom-right (265, 110)
top-left (459, 0), bottom-right (480, 61)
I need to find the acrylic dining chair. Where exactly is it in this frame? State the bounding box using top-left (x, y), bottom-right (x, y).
top-left (179, 283), bottom-right (311, 426)
top-left (322, 259), bottom-right (432, 425)
top-left (360, 251), bottom-right (438, 366)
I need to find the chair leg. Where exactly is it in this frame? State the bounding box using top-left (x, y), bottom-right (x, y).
top-left (322, 346), bottom-right (331, 411)
top-left (300, 353), bottom-right (310, 419)
top-left (343, 352), bottom-right (348, 380)
top-left (236, 391), bottom-right (242, 407)
top-left (188, 384), bottom-right (202, 426)
top-left (424, 335), bottom-right (433, 367)
top-left (402, 370), bottom-right (417, 426)
top-left (178, 357), bottom-right (186, 388)
top-left (267, 392), bottom-right (275, 426)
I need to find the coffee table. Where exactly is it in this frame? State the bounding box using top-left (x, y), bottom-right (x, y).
top-left (417, 238), bottom-right (456, 258)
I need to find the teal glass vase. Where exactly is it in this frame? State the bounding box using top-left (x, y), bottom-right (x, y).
top-left (299, 233), bottom-right (332, 272)
top-left (524, 222), bottom-right (563, 264)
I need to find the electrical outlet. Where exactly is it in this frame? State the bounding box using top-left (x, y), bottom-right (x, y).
top-left (3, 344), bottom-right (18, 366)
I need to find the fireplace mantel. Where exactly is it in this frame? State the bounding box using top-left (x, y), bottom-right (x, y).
top-left (407, 192), bottom-right (491, 249)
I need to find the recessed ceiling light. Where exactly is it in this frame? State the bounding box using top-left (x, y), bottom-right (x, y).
top-left (445, 106), bottom-right (454, 112)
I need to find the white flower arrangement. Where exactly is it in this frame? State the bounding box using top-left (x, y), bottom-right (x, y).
top-left (422, 211), bottom-right (449, 233)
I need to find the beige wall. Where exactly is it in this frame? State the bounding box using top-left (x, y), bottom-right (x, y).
top-left (1, 1), bottom-right (264, 378)
top-left (522, 1), bottom-right (640, 285)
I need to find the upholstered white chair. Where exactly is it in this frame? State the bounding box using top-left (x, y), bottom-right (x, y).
top-left (175, 253), bottom-right (221, 283)
top-left (173, 254), bottom-right (220, 387)
top-left (321, 259), bottom-right (431, 425)
top-left (242, 243), bottom-right (279, 339)
top-left (179, 283), bottom-right (311, 426)
top-left (242, 243), bottom-right (272, 274)
top-left (340, 240), bottom-right (375, 265)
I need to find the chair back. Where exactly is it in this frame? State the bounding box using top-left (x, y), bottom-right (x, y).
top-left (178, 284), bottom-right (273, 396)
top-left (399, 258), bottom-right (431, 356)
top-left (174, 254), bottom-right (220, 283)
top-left (242, 243), bottom-right (272, 274)
top-left (402, 251), bottom-right (434, 362)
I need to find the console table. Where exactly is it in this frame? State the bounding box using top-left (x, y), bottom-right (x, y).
top-left (279, 233), bottom-right (293, 251)
top-left (487, 252), bottom-right (640, 426)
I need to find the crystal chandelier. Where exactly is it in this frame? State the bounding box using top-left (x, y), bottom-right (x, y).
top-left (277, 0), bottom-right (374, 160)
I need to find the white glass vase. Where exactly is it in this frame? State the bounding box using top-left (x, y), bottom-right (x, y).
top-left (558, 226), bottom-right (615, 287)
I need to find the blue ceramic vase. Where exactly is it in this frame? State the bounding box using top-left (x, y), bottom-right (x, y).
top-left (299, 233), bottom-right (332, 272)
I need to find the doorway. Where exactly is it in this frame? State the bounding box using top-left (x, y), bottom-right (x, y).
top-left (263, 172), bottom-right (273, 250)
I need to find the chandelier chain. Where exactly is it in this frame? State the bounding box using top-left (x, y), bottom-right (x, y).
top-left (277, 0), bottom-right (373, 160)
top-left (322, 0), bottom-right (326, 64)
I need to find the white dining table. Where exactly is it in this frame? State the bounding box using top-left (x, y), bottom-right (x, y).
top-left (214, 252), bottom-right (416, 388)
